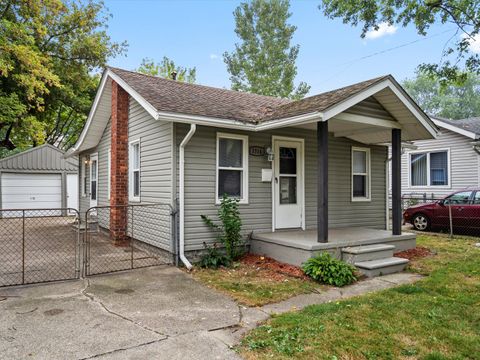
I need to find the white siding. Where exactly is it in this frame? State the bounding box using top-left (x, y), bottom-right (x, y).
top-left (401, 128), bottom-right (480, 198)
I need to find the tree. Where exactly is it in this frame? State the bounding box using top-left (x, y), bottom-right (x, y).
top-left (403, 70), bottom-right (480, 119)
top-left (223, 0), bottom-right (310, 100)
top-left (0, 0), bottom-right (126, 154)
top-left (137, 57), bottom-right (196, 83)
top-left (320, 0), bottom-right (480, 84)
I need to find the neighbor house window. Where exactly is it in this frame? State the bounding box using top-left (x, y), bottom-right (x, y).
top-left (216, 133), bottom-right (248, 204)
top-left (107, 150), bottom-right (111, 200)
top-left (352, 147), bottom-right (371, 201)
top-left (81, 157), bottom-right (87, 197)
top-left (129, 140), bottom-right (140, 201)
top-left (410, 150), bottom-right (449, 187)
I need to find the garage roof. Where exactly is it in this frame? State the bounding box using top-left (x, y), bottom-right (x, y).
top-left (0, 144), bottom-right (78, 172)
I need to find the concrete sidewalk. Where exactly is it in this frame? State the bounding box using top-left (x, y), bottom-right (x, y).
top-left (0, 266), bottom-right (422, 359)
top-left (0, 266), bottom-right (241, 360)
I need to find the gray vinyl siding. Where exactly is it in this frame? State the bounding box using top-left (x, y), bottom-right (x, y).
top-left (176, 124), bottom-right (387, 252)
top-left (79, 98), bottom-right (173, 251)
top-left (400, 128), bottom-right (480, 198)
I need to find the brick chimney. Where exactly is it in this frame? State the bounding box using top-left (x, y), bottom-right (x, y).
top-left (109, 80), bottom-right (129, 241)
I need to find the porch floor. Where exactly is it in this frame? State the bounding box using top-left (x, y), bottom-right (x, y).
top-left (250, 227), bottom-right (416, 266)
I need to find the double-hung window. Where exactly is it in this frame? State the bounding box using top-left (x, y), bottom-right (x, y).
top-left (216, 133), bottom-right (248, 204)
top-left (410, 150), bottom-right (449, 187)
top-left (129, 140), bottom-right (140, 201)
top-left (352, 147), bottom-right (371, 201)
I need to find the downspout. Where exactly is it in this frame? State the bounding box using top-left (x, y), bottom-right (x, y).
top-left (179, 124), bottom-right (196, 270)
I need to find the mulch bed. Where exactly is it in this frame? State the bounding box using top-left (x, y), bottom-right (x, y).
top-left (394, 246), bottom-right (433, 260)
top-left (240, 253), bottom-right (309, 280)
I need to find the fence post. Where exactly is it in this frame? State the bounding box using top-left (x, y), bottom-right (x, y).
top-left (130, 205), bottom-right (134, 269)
top-left (448, 203), bottom-right (453, 239)
top-left (22, 210), bottom-right (25, 285)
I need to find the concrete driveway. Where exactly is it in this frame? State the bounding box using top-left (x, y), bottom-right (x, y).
top-left (0, 266), bottom-right (241, 359)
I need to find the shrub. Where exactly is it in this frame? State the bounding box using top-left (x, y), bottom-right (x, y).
top-left (199, 242), bottom-right (230, 269)
top-left (201, 194), bottom-right (244, 262)
top-left (302, 252), bottom-right (357, 287)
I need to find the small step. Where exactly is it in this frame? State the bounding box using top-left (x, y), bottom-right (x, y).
top-left (342, 244), bottom-right (395, 263)
top-left (355, 257), bottom-right (409, 278)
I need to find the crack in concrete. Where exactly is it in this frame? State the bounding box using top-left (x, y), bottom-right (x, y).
top-left (78, 338), bottom-right (167, 360)
top-left (80, 279), bottom-right (167, 338)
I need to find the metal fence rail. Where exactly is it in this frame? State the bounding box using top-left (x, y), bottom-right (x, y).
top-left (0, 208), bottom-right (80, 287)
top-left (84, 203), bottom-right (174, 276)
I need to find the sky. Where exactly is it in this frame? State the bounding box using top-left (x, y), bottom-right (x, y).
top-left (104, 0), bottom-right (472, 95)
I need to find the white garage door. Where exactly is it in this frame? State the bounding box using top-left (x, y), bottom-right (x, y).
top-left (1, 173), bottom-right (62, 212)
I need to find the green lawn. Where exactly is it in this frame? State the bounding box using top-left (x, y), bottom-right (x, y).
top-left (239, 234), bottom-right (480, 359)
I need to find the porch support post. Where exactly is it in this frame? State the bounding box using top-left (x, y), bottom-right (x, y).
top-left (317, 120), bottom-right (328, 243)
top-left (392, 128), bottom-right (402, 235)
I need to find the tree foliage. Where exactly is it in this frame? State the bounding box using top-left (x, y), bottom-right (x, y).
top-left (137, 56), bottom-right (196, 83)
top-left (0, 0), bottom-right (126, 155)
top-left (320, 0), bottom-right (480, 84)
top-left (403, 70), bottom-right (480, 119)
top-left (223, 0), bottom-right (310, 100)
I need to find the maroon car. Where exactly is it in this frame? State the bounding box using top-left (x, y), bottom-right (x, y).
top-left (403, 190), bottom-right (480, 232)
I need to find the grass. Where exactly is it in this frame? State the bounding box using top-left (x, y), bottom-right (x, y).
top-left (191, 263), bottom-right (316, 307)
top-left (239, 234), bottom-right (480, 359)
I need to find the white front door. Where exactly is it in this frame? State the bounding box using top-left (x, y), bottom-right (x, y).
top-left (89, 154), bottom-right (98, 208)
top-left (66, 173), bottom-right (79, 214)
top-left (273, 137), bottom-right (304, 230)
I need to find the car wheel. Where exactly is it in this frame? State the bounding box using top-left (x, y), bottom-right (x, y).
top-left (412, 213), bottom-right (430, 231)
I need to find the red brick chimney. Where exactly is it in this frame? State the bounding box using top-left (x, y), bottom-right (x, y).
top-left (110, 80), bottom-right (129, 241)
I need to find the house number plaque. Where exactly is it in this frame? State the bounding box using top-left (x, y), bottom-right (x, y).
top-left (249, 146), bottom-right (266, 156)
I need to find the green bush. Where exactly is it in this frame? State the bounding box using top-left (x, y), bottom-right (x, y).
top-left (199, 242), bottom-right (230, 269)
top-left (302, 252), bottom-right (357, 287)
top-left (201, 194), bottom-right (244, 262)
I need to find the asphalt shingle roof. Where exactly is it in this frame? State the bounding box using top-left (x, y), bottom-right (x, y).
top-left (109, 67), bottom-right (391, 124)
top-left (434, 116), bottom-right (480, 136)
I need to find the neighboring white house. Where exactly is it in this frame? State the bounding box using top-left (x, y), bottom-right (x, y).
top-left (400, 116), bottom-right (480, 199)
top-left (0, 144), bottom-right (79, 214)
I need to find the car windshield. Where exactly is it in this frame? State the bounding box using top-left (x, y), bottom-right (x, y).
top-left (444, 191), bottom-right (472, 205)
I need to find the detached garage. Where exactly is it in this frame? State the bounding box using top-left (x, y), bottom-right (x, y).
top-left (0, 145), bottom-right (78, 214)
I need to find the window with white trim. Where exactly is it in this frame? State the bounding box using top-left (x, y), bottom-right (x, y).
top-left (129, 141), bottom-right (140, 201)
top-left (352, 147), bottom-right (371, 201)
top-left (107, 150), bottom-right (111, 200)
top-left (81, 157), bottom-right (87, 197)
top-left (410, 150), bottom-right (449, 187)
top-left (216, 133), bottom-right (248, 204)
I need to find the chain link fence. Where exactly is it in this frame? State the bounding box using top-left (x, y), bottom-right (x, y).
top-left (0, 203), bottom-right (176, 287)
top-left (84, 203), bottom-right (174, 276)
top-left (0, 208), bottom-right (81, 287)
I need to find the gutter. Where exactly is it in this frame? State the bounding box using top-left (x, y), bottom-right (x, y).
top-left (179, 124), bottom-right (196, 270)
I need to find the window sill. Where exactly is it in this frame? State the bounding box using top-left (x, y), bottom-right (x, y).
top-left (215, 199), bottom-right (249, 205)
top-left (129, 198), bottom-right (141, 203)
top-left (351, 197), bottom-right (371, 203)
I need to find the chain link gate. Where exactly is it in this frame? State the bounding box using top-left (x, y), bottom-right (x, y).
top-left (83, 203), bottom-right (174, 276)
top-left (0, 208), bottom-right (81, 287)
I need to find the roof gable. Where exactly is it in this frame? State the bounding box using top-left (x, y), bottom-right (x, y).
top-left (0, 144), bottom-right (77, 171)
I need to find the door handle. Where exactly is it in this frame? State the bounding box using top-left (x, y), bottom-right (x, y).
top-left (275, 177), bottom-right (278, 183)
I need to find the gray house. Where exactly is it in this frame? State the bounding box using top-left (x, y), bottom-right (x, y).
top-left (401, 116), bottom-right (480, 199)
top-left (0, 144), bottom-right (78, 214)
top-left (67, 67), bottom-right (438, 275)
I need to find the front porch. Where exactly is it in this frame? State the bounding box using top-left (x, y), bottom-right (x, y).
top-left (250, 227), bottom-right (416, 267)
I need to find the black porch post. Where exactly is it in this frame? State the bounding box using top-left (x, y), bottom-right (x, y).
top-left (317, 121), bottom-right (328, 243)
top-left (392, 128), bottom-right (402, 235)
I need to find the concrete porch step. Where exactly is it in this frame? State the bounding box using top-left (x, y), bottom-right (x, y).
top-left (354, 257), bottom-right (409, 278)
top-left (342, 244), bottom-right (395, 263)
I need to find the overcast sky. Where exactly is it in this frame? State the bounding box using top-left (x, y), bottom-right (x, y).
top-left (104, 0), bottom-right (476, 95)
